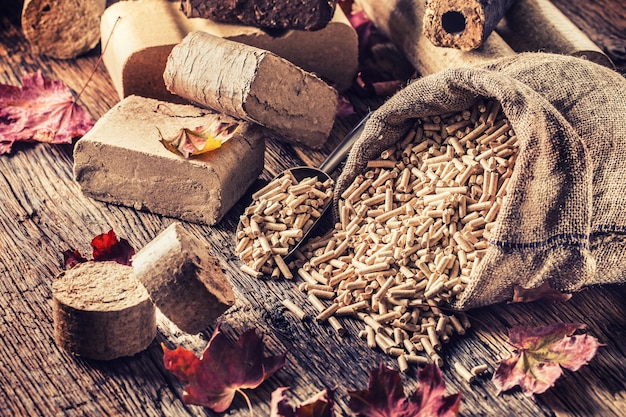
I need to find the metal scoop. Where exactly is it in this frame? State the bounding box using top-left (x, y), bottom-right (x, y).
top-left (237, 113), bottom-right (370, 261)
top-left (288, 111), bottom-right (370, 193)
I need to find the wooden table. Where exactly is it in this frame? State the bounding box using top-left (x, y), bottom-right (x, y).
top-left (1, 1), bottom-right (625, 416)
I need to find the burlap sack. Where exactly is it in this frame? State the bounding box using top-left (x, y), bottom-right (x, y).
top-left (335, 53), bottom-right (626, 310)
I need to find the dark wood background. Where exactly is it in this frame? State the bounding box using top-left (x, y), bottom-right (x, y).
top-left (1, 0), bottom-right (625, 416)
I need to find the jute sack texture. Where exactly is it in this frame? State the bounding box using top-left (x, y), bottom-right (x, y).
top-left (335, 53), bottom-right (626, 310)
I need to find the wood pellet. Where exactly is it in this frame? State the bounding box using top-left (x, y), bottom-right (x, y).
top-left (291, 99), bottom-right (518, 370)
top-left (236, 171), bottom-right (334, 278)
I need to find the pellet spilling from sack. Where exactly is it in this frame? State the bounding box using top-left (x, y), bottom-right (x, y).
top-left (239, 99), bottom-right (519, 369)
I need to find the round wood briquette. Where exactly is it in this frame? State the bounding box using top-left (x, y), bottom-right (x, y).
top-left (52, 261), bottom-right (156, 360)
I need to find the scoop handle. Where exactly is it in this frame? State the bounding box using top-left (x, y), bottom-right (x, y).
top-left (318, 112), bottom-right (371, 174)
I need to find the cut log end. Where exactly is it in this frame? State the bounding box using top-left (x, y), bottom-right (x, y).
top-left (21, 0), bottom-right (106, 59)
top-left (52, 261), bottom-right (156, 360)
top-left (423, 0), bottom-right (485, 51)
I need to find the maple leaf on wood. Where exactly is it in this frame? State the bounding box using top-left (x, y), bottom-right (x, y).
top-left (0, 70), bottom-right (94, 155)
top-left (271, 387), bottom-right (335, 417)
top-left (493, 323), bottom-right (602, 396)
top-left (336, 96), bottom-right (355, 117)
top-left (162, 324), bottom-right (286, 413)
top-left (510, 282), bottom-right (572, 304)
top-left (62, 229), bottom-right (135, 268)
top-left (61, 249), bottom-right (88, 269)
top-left (348, 362), bottom-right (461, 417)
top-left (90, 229), bottom-right (135, 265)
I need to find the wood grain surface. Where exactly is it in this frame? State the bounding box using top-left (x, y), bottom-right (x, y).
top-left (1, 0), bottom-right (625, 416)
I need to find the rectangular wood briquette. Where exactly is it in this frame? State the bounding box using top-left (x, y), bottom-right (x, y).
top-left (73, 96), bottom-right (265, 225)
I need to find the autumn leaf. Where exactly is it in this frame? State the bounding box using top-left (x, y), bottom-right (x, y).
top-left (90, 229), bottom-right (135, 265)
top-left (62, 229), bottom-right (135, 268)
top-left (348, 362), bottom-right (461, 417)
top-left (162, 324), bottom-right (286, 413)
top-left (62, 249), bottom-right (88, 269)
top-left (510, 282), bottom-right (572, 304)
top-left (493, 323), bottom-right (602, 396)
top-left (337, 96), bottom-right (355, 117)
top-left (344, 8), bottom-right (414, 98)
top-left (338, 0), bottom-right (356, 18)
top-left (271, 387), bottom-right (335, 417)
top-left (0, 70), bottom-right (94, 154)
top-left (158, 120), bottom-right (238, 158)
top-left (411, 363), bottom-right (462, 417)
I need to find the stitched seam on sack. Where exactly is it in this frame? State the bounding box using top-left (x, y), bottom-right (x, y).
top-left (592, 224), bottom-right (626, 233)
top-left (489, 226), bottom-right (626, 251)
top-left (488, 233), bottom-right (589, 250)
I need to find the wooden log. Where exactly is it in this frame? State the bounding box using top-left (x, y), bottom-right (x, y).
top-left (181, 0), bottom-right (338, 31)
top-left (21, 0), bottom-right (106, 59)
top-left (495, 0), bottom-right (614, 68)
top-left (355, 0), bottom-right (515, 76)
top-left (164, 31), bottom-right (338, 149)
top-left (52, 261), bottom-right (156, 360)
top-left (131, 222), bottom-right (236, 334)
top-left (422, 0), bottom-right (517, 51)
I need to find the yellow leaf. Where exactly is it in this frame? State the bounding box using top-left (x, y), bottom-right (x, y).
top-left (157, 120), bottom-right (239, 158)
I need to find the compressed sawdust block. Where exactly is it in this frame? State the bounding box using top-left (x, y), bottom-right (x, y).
top-left (131, 222), bottom-right (235, 334)
top-left (101, 0), bottom-right (357, 101)
top-left (73, 95), bottom-right (266, 225)
top-left (422, 0), bottom-right (517, 51)
top-left (181, 0), bottom-right (337, 31)
top-left (52, 261), bottom-right (156, 360)
top-left (164, 31), bottom-right (338, 149)
top-left (22, 0), bottom-right (106, 59)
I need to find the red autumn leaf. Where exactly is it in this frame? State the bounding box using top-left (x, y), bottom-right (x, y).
top-left (355, 77), bottom-right (404, 97)
top-left (510, 282), bottom-right (572, 303)
top-left (162, 324), bottom-right (286, 412)
top-left (62, 229), bottom-right (135, 268)
top-left (62, 249), bottom-right (88, 268)
top-left (0, 70), bottom-right (94, 154)
top-left (91, 229), bottom-right (135, 266)
top-left (336, 96), bottom-right (355, 117)
top-left (348, 362), bottom-right (461, 417)
top-left (493, 323), bottom-right (602, 396)
top-left (344, 7), bottom-right (415, 97)
top-left (271, 387), bottom-right (335, 417)
top-left (338, 0), bottom-right (356, 18)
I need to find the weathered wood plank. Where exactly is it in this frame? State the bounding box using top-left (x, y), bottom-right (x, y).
top-left (1, 0), bottom-right (626, 416)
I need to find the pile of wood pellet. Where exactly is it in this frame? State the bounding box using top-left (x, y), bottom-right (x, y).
top-left (238, 99), bottom-right (519, 372)
top-left (236, 173), bottom-right (334, 279)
